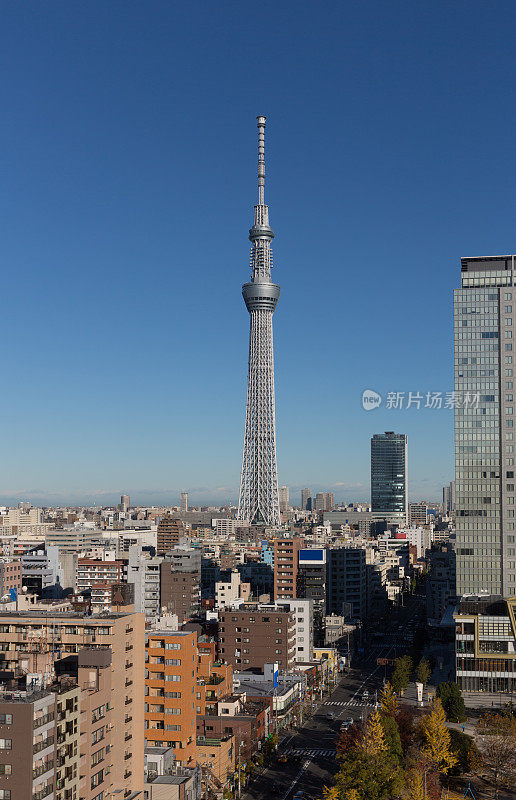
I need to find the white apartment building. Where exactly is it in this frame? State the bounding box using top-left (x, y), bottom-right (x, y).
top-left (126, 543), bottom-right (162, 619)
top-left (271, 599), bottom-right (314, 663)
top-left (215, 570), bottom-right (251, 608)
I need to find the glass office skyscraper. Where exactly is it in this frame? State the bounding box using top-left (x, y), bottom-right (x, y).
top-left (371, 431), bottom-right (408, 522)
top-left (454, 255), bottom-right (516, 597)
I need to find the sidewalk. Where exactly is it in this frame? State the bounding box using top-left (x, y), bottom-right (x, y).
top-left (462, 691), bottom-right (515, 709)
top-left (447, 719), bottom-right (476, 737)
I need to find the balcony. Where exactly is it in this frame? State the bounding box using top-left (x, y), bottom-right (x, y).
top-left (32, 784), bottom-right (53, 800)
top-left (34, 712), bottom-right (54, 729)
top-left (33, 736), bottom-right (54, 755)
top-left (33, 760), bottom-right (54, 779)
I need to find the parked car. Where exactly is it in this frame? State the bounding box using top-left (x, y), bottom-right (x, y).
top-left (340, 718), bottom-right (353, 730)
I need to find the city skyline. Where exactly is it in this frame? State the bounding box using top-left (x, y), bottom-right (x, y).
top-left (4, 3), bottom-right (516, 502)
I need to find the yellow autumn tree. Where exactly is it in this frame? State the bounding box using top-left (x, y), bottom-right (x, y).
top-left (421, 698), bottom-right (457, 773)
top-left (379, 681), bottom-right (398, 717)
top-left (322, 786), bottom-right (341, 800)
top-left (363, 709), bottom-right (388, 756)
top-left (404, 769), bottom-right (425, 800)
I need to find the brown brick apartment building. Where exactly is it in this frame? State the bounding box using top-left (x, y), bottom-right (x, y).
top-left (273, 537), bottom-right (303, 600)
top-left (218, 607), bottom-right (296, 671)
top-left (157, 516), bottom-right (186, 555)
top-left (0, 609), bottom-right (145, 796)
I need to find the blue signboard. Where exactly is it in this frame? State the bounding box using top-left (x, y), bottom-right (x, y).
top-left (9, 587), bottom-right (17, 601)
top-left (299, 549), bottom-right (324, 561)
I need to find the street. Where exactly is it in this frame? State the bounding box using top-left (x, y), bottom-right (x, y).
top-left (244, 594), bottom-right (425, 800)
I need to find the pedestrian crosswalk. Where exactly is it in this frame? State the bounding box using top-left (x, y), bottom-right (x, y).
top-left (325, 699), bottom-right (375, 708)
top-left (285, 748), bottom-right (336, 758)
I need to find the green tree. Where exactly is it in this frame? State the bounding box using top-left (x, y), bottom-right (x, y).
top-left (380, 713), bottom-right (403, 762)
top-left (334, 749), bottom-right (404, 800)
top-left (448, 729), bottom-right (480, 776)
top-left (436, 682), bottom-right (467, 723)
top-left (415, 658), bottom-right (431, 687)
top-left (391, 655), bottom-right (412, 693)
top-left (421, 697), bottom-right (457, 774)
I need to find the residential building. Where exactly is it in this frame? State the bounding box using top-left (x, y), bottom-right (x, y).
top-left (0, 609), bottom-right (145, 795)
top-left (20, 546), bottom-right (64, 596)
top-left (218, 607), bottom-right (296, 670)
top-left (215, 570), bottom-right (251, 608)
top-left (273, 537), bottom-right (303, 600)
top-left (196, 693), bottom-right (269, 763)
top-left (0, 685), bottom-right (57, 800)
top-left (127, 543), bottom-right (162, 619)
top-left (271, 598), bottom-right (313, 662)
top-left (0, 559), bottom-right (22, 600)
top-left (408, 502), bottom-right (428, 526)
top-left (213, 519), bottom-right (238, 538)
top-left (160, 548), bottom-right (201, 624)
top-left (454, 255), bottom-right (516, 597)
top-left (180, 492), bottom-right (189, 513)
top-left (301, 489), bottom-right (311, 512)
top-left (314, 493), bottom-right (335, 513)
top-left (371, 431), bottom-right (408, 522)
top-left (120, 493), bottom-right (131, 512)
top-left (426, 543), bottom-right (457, 625)
top-left (297, 548), bottom-right (327, 645)
top-left (278, 487), bottom-right (290, 513)
top-left (327, 547), bottom-right (366, 619)
top-left (145, 629), bottom-right (198, 766)
top-left (76, 557), bottom-right (125, 594)
top-left (157, 516), bottom-right (186, 555)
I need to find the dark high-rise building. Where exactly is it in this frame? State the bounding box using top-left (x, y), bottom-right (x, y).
top-left (327, 547), bottom-right (366, 620)
top-left (371, 432), bottom-right (408, 522)
top-left (298, 548), bottom-right (327, 645)
top-left (301, 488), bottom-right (312, 511)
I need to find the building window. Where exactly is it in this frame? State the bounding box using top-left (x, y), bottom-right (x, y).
top-left (91, 769), bottom-right (104, 789)
top-left (0, 740), bottom-right (12, 750)
top-left (0, 766), bottom-right (11, 775)
top-left (0, 715), bottom-right (12, 726)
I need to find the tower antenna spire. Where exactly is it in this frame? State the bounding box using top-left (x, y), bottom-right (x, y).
top-left (257, 115), bottom-right (266, 206)
top-left (238, 116), bottom-right (280, 527)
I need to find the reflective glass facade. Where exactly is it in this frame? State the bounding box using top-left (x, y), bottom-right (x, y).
top-left (371, 432), bottom-right (408, 520)
top-left (455, 255), bottom-right (516, 597)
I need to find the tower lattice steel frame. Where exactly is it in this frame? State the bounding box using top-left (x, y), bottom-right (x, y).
top-left (237, 116), bottom-right (281, 526)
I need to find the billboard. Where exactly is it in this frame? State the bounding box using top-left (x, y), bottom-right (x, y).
top-left (299, 549), bottom-right (326, 565)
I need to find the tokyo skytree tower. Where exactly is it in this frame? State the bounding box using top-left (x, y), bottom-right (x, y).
top-left (237, 116), bottom-right (281, 526)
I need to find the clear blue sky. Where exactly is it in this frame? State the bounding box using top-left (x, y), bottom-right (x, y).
top-left (2, 1), bottom-right (515, 507)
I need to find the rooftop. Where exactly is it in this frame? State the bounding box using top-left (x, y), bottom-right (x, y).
top-left (0, 610), bottom-right (135, 621)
